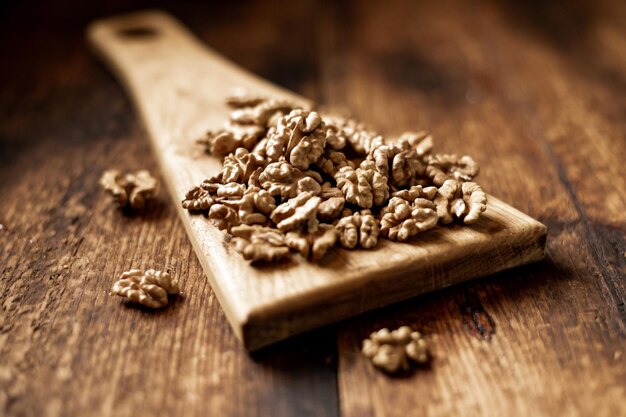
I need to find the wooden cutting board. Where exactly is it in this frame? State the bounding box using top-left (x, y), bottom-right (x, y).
top-left (87, 10), bottom-right (547, 350)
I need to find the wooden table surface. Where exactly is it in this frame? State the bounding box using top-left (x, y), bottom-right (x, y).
top-left (1, 0), bottom-right (624, 416)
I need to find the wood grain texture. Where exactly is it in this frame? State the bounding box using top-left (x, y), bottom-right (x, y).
top-left (86, 10), bottom-right (546, 350)
top-left (0, 0), bottom-right (624, 416)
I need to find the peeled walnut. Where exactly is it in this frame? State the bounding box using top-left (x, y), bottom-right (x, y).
top-left (285, 224), bottom-right (338, 261)
top-left (397, 131), bottom-right (433, 158)
top-left (379, 197), bottom-right (438, 241)
top-left (391, 185), bottom-right (438, 204)
top-left (336, 210), bottom-right (380, 249)
top-left (335, 161), bottom-right (389, 209)
top-left (222, 148), bottom-right (266, 183)
top-left (196, 124), bottom-right (265, 158)
top-left (327, 115), bottom-right (383, 155)
top-left (222, 186), bottom-right (276, 225)
top-left (209, 204), bottom-right (240, 231)
top-left (100, 169), bottom-right (158, 210)
top-left (318, 197), bottom-right (345, 222)
top-left (111, 269), bottom-right (180, 309)
top-left (231, 224), bottom-right (291, 262)
top-left (216, 182), bottom-right (246, 198)
top-left (434, 179), bottom-right (487, 224)
top-left (270, 192), bottom-right (322, 232)
top-left (426, 154), bottom-right (479, 186)
top-left (315, 150), bottom-right (355, 177)
top-left (259, 161), bottom-right (322, 199)
top-left (362, 326), bottom-right (429, 373)
top-left (265, 109), bottom-right (327, 170)
top-left (182, 186), bottom-right (216, 212)
top-left (230, 98), bottom-right (298, 127)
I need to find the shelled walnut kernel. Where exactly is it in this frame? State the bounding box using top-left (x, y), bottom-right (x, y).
top-left (184, 93), bottom-right (488, 264)
top-left (111, 269), bottom-right (180, 309)
top-left (100, 169), bottom-right (158, 210)
top-left (362, 326), bottom-right (429, 373)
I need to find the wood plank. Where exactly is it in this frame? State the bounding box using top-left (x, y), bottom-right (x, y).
top-left (317, 1), bottom-right (626, 416)
top-left (86, 10), bottom-right (546, 350)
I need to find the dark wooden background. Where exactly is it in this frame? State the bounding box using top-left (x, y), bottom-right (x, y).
top-left (1, 0), bottom-right (625, 416)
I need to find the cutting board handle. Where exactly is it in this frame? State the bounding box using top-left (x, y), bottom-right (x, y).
top-left (87, 10), bottom-right (305, 109)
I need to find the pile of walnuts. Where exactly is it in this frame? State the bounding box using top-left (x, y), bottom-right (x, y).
top-left (184, 94), bottom-right (487, 264)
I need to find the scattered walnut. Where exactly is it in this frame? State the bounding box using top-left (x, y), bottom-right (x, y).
top-left (209, 204), bottom-right (240, 231)
top-left (231, 224), bottom-right (291, 262)
top-left (222, 186), bottom-right (276, 225)
top-left (327, 115), bottom-right (383, 155)
top-left (111, 269), bottom-right (180, 309)
top-left (318, 197), bottom-right (345, 222)
top-left (285, 224), bottom-right (338, 261)
top-left (336, 210), bottom-right (380, 249)
top-left (315, 150), bottom-right (354, 177)
top-left (181, 186), bottom-right (216, 212)
top-left (426, 154), bottom-right (479, 186)
top-left (270, 192), bottom-right (322, 232)
top-left (362, 326), bottom-right (429, 373)
top-left (380, 197), bottom-right (438, 241)
top-left (100, 169), bottom-right (158, 210)
top-left (222, 148), bottom-right (266, 183)
top-left (397, 131), bottom-right (433, 158)
top-left (265, 109), bottom-right (327, 170)
top-left (259, 161), bottom-right (322, 199)
top-left (230, 98), bottom-right (298, 127)
top-left (335, 161), bottom-right (389, 209)
top-left (434, 179), bottom-right (487, 224)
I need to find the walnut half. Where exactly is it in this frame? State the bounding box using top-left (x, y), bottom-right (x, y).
top-left (100, 169), bottom-right (158, 210)
top-left (362, 326), bottom-right (429, 373)
top-left (111, 269), bottom-right (180, 309)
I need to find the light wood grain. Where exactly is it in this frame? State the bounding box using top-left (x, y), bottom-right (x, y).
top-left (87, 10), bottom-right (546, 350)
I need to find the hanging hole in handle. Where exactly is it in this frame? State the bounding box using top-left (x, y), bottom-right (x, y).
top-left (116, 25), bottom-right (159, 40)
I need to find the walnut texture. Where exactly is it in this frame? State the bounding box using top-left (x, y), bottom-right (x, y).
top-left (111, 269), bottom-right (180, 309)
top-left (100, 169), bottom-right (158, 210)
top-left (362, 326), bottom-right (429, 373)
top-left (183, 93), bottom-right (488, 265)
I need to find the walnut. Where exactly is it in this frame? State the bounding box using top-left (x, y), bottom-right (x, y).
top-left (225, 93), bottom-right (266, 108)
top-left (100, 169), bottom-right (158, 210)
top-left (391, 185), bottom-right (438, 203)
top-left (259, 161), bottom-right (322, 199)
top-left (111, 269), bottom-right (180, 309)
top-left (362, 326), bottom-right (429, 373)
top-left (231, 224), bottom-right (291, 262)
top-left (336, 210), bottom-right (380, 249)
top-left (426, 154), bottom-right (479, 186)
top-left (434, 179), bottom-right (487, 224)
top-left (335, 160), bottom-right (389, 209)
top-left (314, 150), bottom-right (355, 177)
top-left (270, 192), bottom-right (322, 232)
top-left (208, 204), bottom-right (240, 231)
top-left (182, 186), bottom-right (217, 212)
top-left (196, 119), bottom-right (266, 158)
top-left (221, 147), bottom-right (266, 183)
top-left (327, 115), bottom-right (383, 155)
top-left (379, 197), bottom-right (438, 241)
top-left (222, 187), bottom-right (276, 225)
top-left (318, 197), bottom-right (345, 222)
top-left (216, 182), bottom-right (246, 198)
top-left (320, 182), bottom-right (344, 199)
top-left (265, 109), bottom-right (327, 170)
top-left (230, 98), bottom-right (298, 127)
top-left (285, 224), bottom-right (338, 261)
top-left (369, 140), bottom-right (427, 187)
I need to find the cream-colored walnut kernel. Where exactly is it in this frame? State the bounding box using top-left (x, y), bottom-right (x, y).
top-left (100, 169), bottom-right (158, 210)
top-left (259, 161), bottom-right (322, 199)
top-left (336, 210), bottom-right (380, 249)
top-left (328, 115), bottom-right (383, 155)
top-left (209, 204), bottom-right (240, 231)
top-left (362, 326), bottom-right (429, 373)
top-left (265, 109), bottom-right (327, 170)
top-left (111, 269), bottom-right (180, 309)
top-left (182, 186), bottom-right (216, 212)
top-left (270, 192), bottom-right (322, 232)
top-left (380, 197), bottom-right (438, 241)
top-left (315, 150), bottom-right (354, 177)
top-left (222, 148), bottom-right (266, 183)
top-left (434, 179), bottom-right (487, 224)
top-left (231, 225), bottom-right (291, 262)
top-left (335, 161), bottom-right (389, 209)
top-left (426, 154), bottom-right (479, 186)
top-left (317, 197), bottom-right (345, 222)
top-left (230, 98), bottom-right (298, 127)
top-left (222, 187), bottom-right (276, 225)
top-left (285, 224), bottom-right (338, 261)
